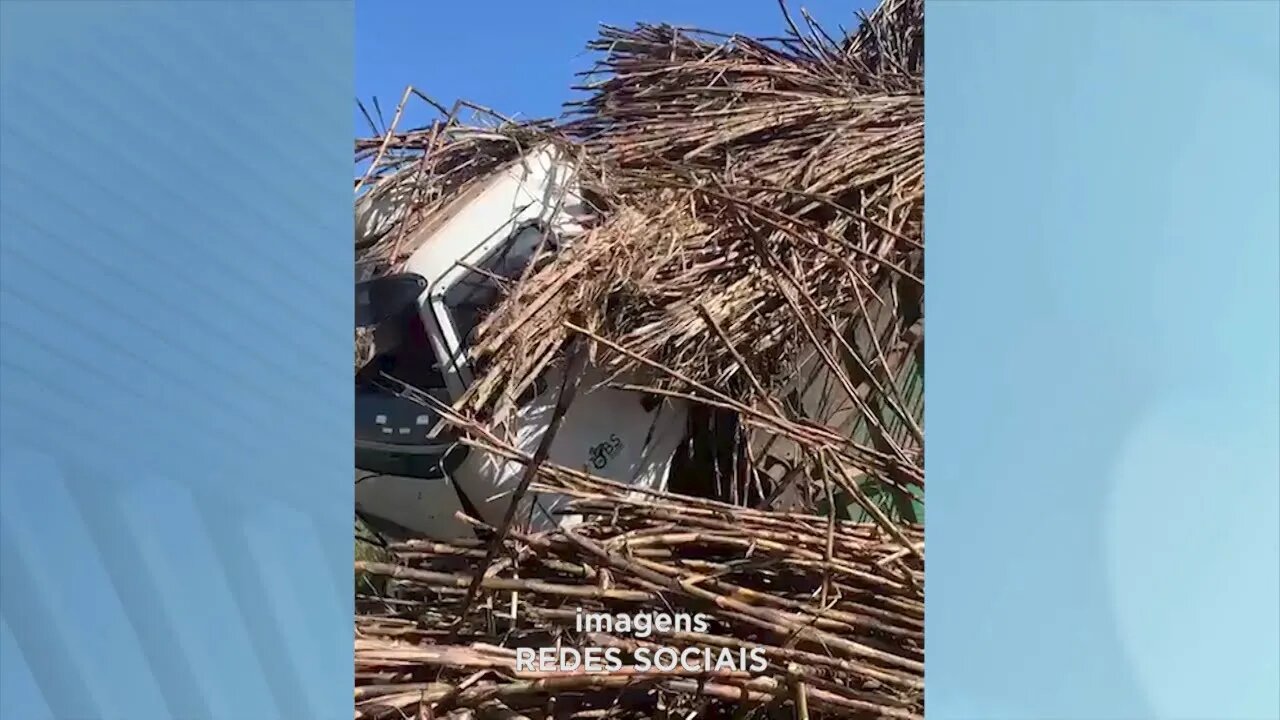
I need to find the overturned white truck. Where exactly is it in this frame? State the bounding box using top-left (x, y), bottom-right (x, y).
top-left (354, 147), bottom-right (689, 540)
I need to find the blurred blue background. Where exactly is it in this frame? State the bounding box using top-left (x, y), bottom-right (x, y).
top-left (928, 2), bottom-right (1278, 718)
top-left (1, 2), bottom-right (352, 719)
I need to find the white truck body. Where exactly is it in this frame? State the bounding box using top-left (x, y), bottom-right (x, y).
top-left (355, 146), bottom-right (688, 540)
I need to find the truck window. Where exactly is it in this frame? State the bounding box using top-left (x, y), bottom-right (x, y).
top-left (443, 223), bottom-right (555, 349)
top-left (359, 304), bottom-right (446, 392)
top-left (355, 301), bottom-right (454, 481)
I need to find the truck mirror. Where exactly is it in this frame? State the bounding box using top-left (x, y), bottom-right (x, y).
top-left (356, 273), bottom-right (427, 328)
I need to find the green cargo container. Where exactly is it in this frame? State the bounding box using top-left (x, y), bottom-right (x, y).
top-left (818, 347), bottom-right (924, 525)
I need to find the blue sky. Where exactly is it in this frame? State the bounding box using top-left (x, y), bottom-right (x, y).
top-left (355, 0), bottom-right (879, 135)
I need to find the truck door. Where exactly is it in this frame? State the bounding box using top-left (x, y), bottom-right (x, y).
top-left (431, 223), bottom-right (689, 531)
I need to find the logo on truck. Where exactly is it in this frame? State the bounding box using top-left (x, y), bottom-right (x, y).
top-left (588, 434), bottom-right (624, 470)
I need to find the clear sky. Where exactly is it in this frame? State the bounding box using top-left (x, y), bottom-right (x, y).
top-left (355, 0), bottom-right (880, 135)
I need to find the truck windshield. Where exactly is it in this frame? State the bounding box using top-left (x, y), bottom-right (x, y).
top-left (361, 304), bottom-right (445, 392)
top-left (355, 304), bottom-right (452, 459)
top-left (443, 224), bottom-right (555, 348)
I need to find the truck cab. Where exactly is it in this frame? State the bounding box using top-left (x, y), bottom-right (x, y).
top-left (355, 146), bottom-right (689, 540)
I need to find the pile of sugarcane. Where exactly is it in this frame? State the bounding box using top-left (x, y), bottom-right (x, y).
top-left (355, 0), bottom-right (925, 716)
top-left (355, 0), bottom-right (924, 495)
top-left (356, 493), bottom-right (923, 720)
top-left (462, 0), bottom-right (924, 423)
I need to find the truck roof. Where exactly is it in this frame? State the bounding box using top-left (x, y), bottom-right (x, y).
top-left (359, 145), bottom-right (587, 291)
